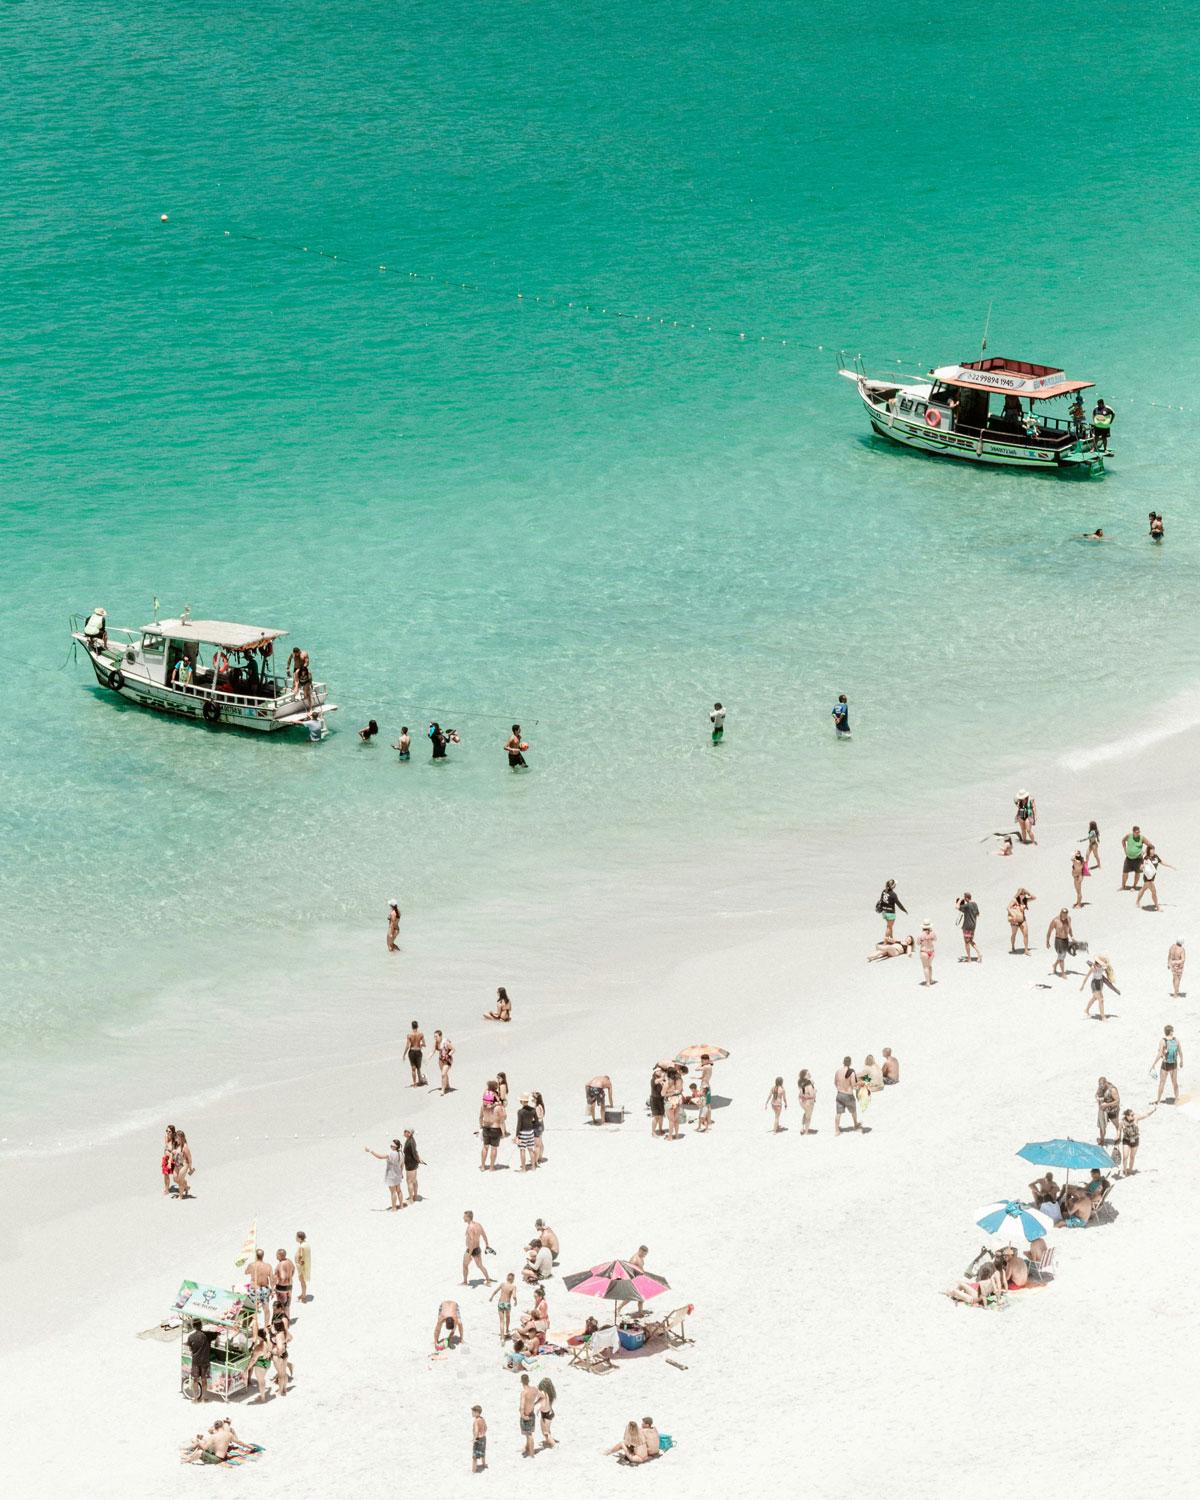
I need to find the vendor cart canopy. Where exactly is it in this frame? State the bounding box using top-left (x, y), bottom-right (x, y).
top-left (932, 358), bottom-right (1094, 401)
top-left (174, 1280), bottom-right (253, 1328)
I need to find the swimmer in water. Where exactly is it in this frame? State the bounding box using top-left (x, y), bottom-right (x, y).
top-left (358, 720), bottom-right (379, 742)
top-left (1081, 528), bottom-right (1106, 541)
top-left (392, 726), bottom-right (411, 760)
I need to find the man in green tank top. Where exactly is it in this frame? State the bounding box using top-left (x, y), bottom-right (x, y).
top-left (1120, 826), bottom-right (1145, 890)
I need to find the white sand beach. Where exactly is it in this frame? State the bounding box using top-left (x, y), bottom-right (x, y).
top-left (4, 723), bottom-right (1200, 1496)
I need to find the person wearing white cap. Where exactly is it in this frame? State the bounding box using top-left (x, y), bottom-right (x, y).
top-left (1014, 789), bottom-right (1037, 845)
top-left (386, 900), bottom-right (401, 953)
top-left (83, 606), bottom-right (108, 650)
top-left (918, 921), bottom-right (937, 986)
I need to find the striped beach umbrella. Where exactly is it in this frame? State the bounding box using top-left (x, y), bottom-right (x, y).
top-left (974, 1200), bottom-right (1054, 1245)
top-left (563, 1260), bottom-right (670, 1303)
top-left (674, 1044), bottom-right (729, 1065)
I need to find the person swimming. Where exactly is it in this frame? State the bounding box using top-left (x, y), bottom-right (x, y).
top-left (1081, 528), bottom-right (1106, 541)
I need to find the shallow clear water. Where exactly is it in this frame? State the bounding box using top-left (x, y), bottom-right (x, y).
top-left (4, 0), bottom-right (1200, 1122)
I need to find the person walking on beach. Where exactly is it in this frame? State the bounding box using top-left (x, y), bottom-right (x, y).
top-left (765, 1077), bottom-right (787, 1132)
top-left (490, 1273), bottom-right (517, 1340)
top-left (537, 1376), bottom-right (557, 1450)
top-left (1095, 1077), bottom-right (1120, 1144)
top-left (709, 702), bottom-right (726, 744)
top-left (518, 1374), bottom-right (539, 1458)
top-left (406, 1021), bottom-right (426, 1087)
top-left (834, 1058), bottom-right (860, 1135)
top-left (294, 1232), bottom-right (310, 1302)
top-left (832, 694), bottom-right (850, 737)
top-left (1153, 1025), bottom-right (1183, 1103)
top-left (505, 724), bottom-right (529, 770)
top-left (1136, 843), bottom-right (1163, 909)
top-left (649, 1065), bottom-right (666, 1137)
top-left (364, 1140), bottom-right (407, 1210)
top-left (162, 1125), bottom-right (178, 1196)
top-left (1086, 820), bottom-right (1101, 870)
top-left (1082, 955), bottom-right (1119, 1020)
top-left (955, 893), bottom-right (981, 962)
top-left (1071, 850), bottom-right (1088, 909)
top-left (918, 921), bottom-right (936, 985)
top-left (1014, 789), bottom-right (1037, 845)
top-left (463, 1211), bottom-right (494, 1286)
top-left (1168, 939), bottom-right (1186, 997)
top-left (172, 1131), bottom-right (194, 1200)
top-left (386, 901), bottom-right (401, 953)
top-left (1046, 908), bottom-right (1074, 978)
top-left (1120, 827), bottom-right (1146, 890)
top-left (1118, 1105), bottom-right (1154, 1175)
top-left (471, 1406), bottom-right (487, 1473)
top-left (876, 879), bottom-right (907, 940)
top-left (392, 726), bottom-right (411, 760)
top-left (437, 1034), bottom-right (455, 1094)
top-left (797, 1068), bottom-right (816, 1130)
top-left (1008, 888), bottom-right (1034, 954)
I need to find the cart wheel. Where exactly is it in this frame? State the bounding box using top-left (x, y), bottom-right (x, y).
top-left (107, 669), bottom-right (124, 692)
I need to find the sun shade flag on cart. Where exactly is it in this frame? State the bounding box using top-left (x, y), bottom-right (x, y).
top-left (974, 1200), bottom-right (1055, 1245)
top-left (234, 1220), bottom-right (257, 1269)
top-left (563, 1260), bottom-right (671, 1303)
top-left (674, 1044), bottom-right (729, 1065)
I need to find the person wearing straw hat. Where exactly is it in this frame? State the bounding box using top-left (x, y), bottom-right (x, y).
top-left (386, 900), bottom-right (401, 953)
top-left (918, 921), bottom-right (937, 986)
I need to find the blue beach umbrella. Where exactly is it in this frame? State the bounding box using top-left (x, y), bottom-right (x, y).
top-left (974, 1200), bottom-right (1054, 1245)
top-left (1017, 1138), bottom-right (1114, 1172)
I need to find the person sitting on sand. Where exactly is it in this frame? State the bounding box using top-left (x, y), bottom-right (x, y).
top-left (523, 1239), bottom-right (553, 1283)
top-left (868, 935), bottom-right (914, 961)
top-left (860, 1055), bottom-right (884, 1091)
top-left (881, 1048), bottom-right (900, 1084)
top-left (993, 1245), bottom-right (1030, 1289)
top-left (586, 1075), bottom-right (613, 1125)
top-left (434, 1300), bottom-right (465, 1350)
top-left (1059, 1183), bottom-right (1096, 1226)
top-left (997, 835), bottom-right (1014, 856)
top-left (517, 1287), bottom-right (549, 1345)
top-left (607, 1420), bottom-right (654, 1464)
top-left (483, 987), bottom-right (512, 1022)
top-left (534, 1219), bottom-right (559, 1260)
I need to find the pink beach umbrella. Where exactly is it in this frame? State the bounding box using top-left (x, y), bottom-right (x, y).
top-left (563, 1259), bottom-right (670, 1304)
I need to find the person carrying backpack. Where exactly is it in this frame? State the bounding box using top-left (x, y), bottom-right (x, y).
top-left (1153, 1024), bottom-right (1184, 1104)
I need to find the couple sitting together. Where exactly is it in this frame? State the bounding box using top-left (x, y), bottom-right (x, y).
top-left (606, 1416), bottom-right (672, 1465)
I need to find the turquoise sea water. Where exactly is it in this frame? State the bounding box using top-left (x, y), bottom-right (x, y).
top-left (4, 1), bottom-right (1200, 1127)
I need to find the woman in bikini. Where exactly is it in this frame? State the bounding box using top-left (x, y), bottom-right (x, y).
top-left (1086, 820), bottom-right (1101, 870)
top-left (764, 1077), bottom-right (787, 1132)
top-left (1118, 1106), bottom-right (1155, 1176)
top-left (483, 987), bottom-right (511, 1022)
top-left (489, 1273), bottom-right (517, 1341)
top-left (1008, 889), bottom-right (1034, 954)
top-left (162, 1125), bottom-right (178, 1196)
top-left (531, 1091), bottom-right (546, 1165)
top-left (868, 935), bottom-right (914, 961)
top-left (1014, 790), bottom-right (1037, 845)
top-left (1135, 843), bottom-right (1162, 910)
top-left (1071, 851), bottom-right (1087, 909)
top-left (664, 1068), bottom-right (684, 1140)
top-left (1081, 955), bottom-right (1119, 1020)
top-left (495, 1072), bottom-right (510, 1135)
top-left (1168, 938), bottom-right (1186, 997)
top-left (172, 1131), bottom-right (194, 1200)
top-left (797, 1069), bottom-right (816, 1134)
top-left (944, 1257), bottom-right (1006, 1307)
top-left (437, 1035), bottom-right (455, 1094)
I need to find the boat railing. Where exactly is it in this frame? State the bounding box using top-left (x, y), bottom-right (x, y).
top-left (173, 680), bottom-right (324, 713)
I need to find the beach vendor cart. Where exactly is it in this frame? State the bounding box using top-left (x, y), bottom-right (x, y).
top-left (176, 1280), bottom-right (257, 1401)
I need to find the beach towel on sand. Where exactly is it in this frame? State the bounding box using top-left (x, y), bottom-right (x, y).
top-left (205, 1444), bottom-right (265, 1467)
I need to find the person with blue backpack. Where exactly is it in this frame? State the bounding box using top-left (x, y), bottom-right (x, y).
top-left (1153, 1024), bottom-right (1184, 1104)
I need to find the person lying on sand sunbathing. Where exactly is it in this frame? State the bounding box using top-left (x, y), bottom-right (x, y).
top-left (868, 936), bottom-right (914, 961)
top-left (944, 1258), bottom-right (1007, 1307)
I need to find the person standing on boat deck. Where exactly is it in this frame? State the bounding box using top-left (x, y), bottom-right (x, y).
top-left (504, 725), bottom-right (528, 770)
top-left (1069, 394), bottom-right (1086, 436)
top-left (832, 695), bottom-right (850, 737)
top-left (1002, 393), bottom-right (1023, 427)
top-left (946, 394), bottom-right (959, 430)
top-left (1091, 397), bottom-right (1114, 449)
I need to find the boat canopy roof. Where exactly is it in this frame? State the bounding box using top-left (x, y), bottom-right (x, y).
top-left (932, 357), bottom-right (1094, 400)
top-left (145, 619), bottom-right (287, 650)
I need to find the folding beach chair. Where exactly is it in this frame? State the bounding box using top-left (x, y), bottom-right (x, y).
top-left (1028, 1244), bottom-right (1057, 1282)
top-left (663, 1304), bottom-right (694, 1346)
top-left (569, 1326), bottom-right (620, 1374)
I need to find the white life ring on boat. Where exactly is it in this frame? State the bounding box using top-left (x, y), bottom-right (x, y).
top-left (202, 699), bottom-right (221, 724)
top-left (924, 408), bottom-right (942, 429)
